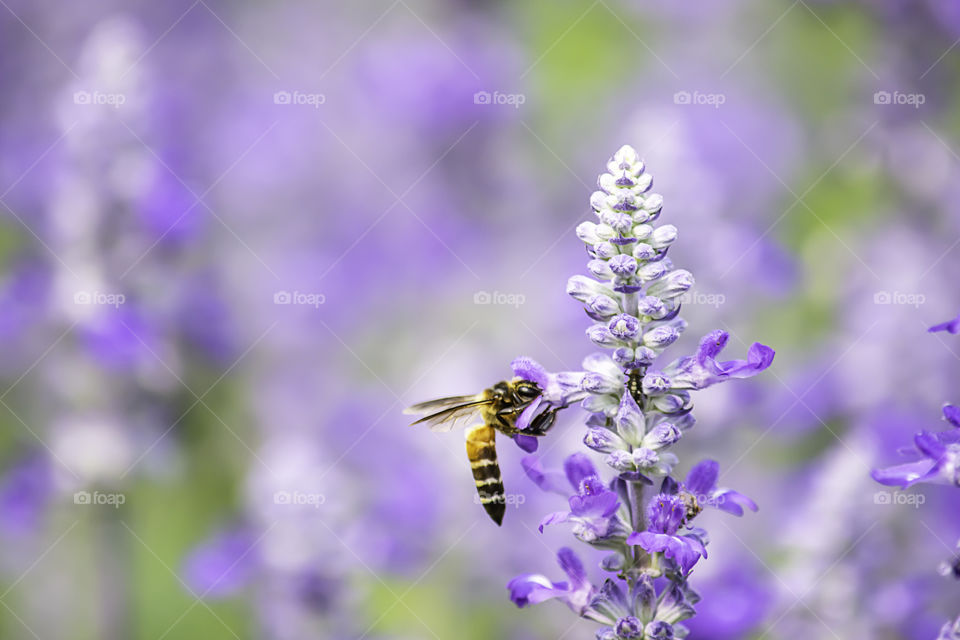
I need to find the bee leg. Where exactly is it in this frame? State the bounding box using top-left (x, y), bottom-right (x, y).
top-left (525, 407), bottom-right (559, 436)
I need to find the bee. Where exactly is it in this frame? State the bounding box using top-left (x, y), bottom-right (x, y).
top-left (404, 379), bottom-right (561, 526)
top-left (679, 490), bottom-right (702, 522)
top-left (626, 368), bottom-right (644, 406)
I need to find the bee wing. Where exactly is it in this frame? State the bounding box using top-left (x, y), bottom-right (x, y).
top-left (406, 400), bottom-right (490, 433)
top-left (404, 394), bottom-right (482, 415)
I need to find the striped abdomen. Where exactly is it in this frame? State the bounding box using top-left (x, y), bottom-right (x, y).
top-left (465, 424), bottom-right (506, 525)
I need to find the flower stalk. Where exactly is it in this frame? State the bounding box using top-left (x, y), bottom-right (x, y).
top-left (506, 145), bottom-right (774, 637)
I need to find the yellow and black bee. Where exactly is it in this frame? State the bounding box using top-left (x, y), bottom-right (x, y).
top-left (404, 379), bottom-right (561, 525)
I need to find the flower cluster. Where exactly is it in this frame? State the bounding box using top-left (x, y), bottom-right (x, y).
top-left (873, 312), bottom-right (960, 637)
top-left (507, 146), bottom-right (774, 637)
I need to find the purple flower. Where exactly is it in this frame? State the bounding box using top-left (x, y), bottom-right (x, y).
top-left (676, 459), bottom-right (758, 517)
top-left (523, 454), bottom-right (623, 541)
top-left (626, 494), bottom-right (707, 574)
top-left (662, 330), bottom-right (774, 390)
top-left (511, 356), bottom-right (587, 432)
top-left (507, 547), bottom-right (595, 616)
top-left (930, 312), bottom-right (960, 334)
top-left (506, 146), bottom-right (777, 632)
top-left (871, 407), bottom-right (960, 488)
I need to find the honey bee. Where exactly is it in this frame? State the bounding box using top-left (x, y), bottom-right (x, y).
top-left (404, 379), bottom-right (561, 525)
top-left (679, 490), bottom-right (702, 522)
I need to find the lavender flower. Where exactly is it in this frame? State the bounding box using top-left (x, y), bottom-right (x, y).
top-left (665, 460), bottom-right (759, 517)
top-left (872, 324), bottom-right (960, 632)
top-left (507, 146), bottom-right (774, 633)
top-left (523, 453), bottom-right (627, 542)
top-left (626, 494), bottom-right (707, 575)
top-left (872, 405), bottom-right (960, 488)
top-left (507, 547), bottom-right (598, 618)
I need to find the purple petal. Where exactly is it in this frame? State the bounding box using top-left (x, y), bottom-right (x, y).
top-left (720, 342), bottom-right (776, 379)
top-left (628, 531), bottom-right (705, 574)
top-left (645, 493), bottom-right (686, 535)
top-left (507, 574), bottom-right (563, 607)
top-left (685, 459), bottom-right (719, 495)
top-left (660, 476), bottom-right (681, 495)
top-left (514, 434), bottom-right (539, 453)
top-left (511, 356), bottom-right (549, 387)
top-left (943, 404), bottom-right (960, 429)
top-left (929, 313), bottom-right (960, 334)
top-left (515, 395), bottom-right (543, 432)
top-left (696, 330), bottom-right (729, 370)
top-left (675, 534), bottom-right (708, 573)
top-left (569, 490), bottom-right (619, 519)
top-left (538, 510), bottom-right (571, 533)
top-left (914, 430), bottom-right (946, 459)
top-left (668, 334), bottom-right (774, 390)
top-left (556, 547), bottom-right (587, 586)
top-left (563, 453), bottom-right (598, 491)
top-left (520, 456), bottom-right (569, 495)
top-left (713, 489), bottom-right (758, 516)
top-left (870, 460), bottom-right (938, 488)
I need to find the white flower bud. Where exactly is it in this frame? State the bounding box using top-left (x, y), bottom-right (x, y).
top-left (651, 225), bottom-right (678, 249)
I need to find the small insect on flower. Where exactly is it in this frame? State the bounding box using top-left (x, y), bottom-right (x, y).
top-left (404, 378), bottom-right (569, 525)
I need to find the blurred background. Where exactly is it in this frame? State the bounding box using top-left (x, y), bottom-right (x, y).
top-left (1, 0), bottom-right (960, 638)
